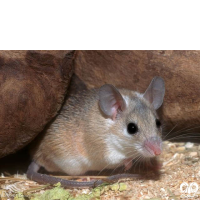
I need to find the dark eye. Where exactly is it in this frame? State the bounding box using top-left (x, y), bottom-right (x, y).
top-left (127, 123), bottom-right (138, 134)
top-left (156, 119), bottom-right (161, 128)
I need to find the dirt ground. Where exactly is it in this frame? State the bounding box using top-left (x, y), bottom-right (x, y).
top-left (0, 141), bottom-right (200, 200)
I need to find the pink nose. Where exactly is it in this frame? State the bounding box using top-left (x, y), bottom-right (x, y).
top-left (144, 137), bottom-right (162, 156)
top-left (154, 148), bottom-right (161, 155)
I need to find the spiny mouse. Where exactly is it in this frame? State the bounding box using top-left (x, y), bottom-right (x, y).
top-left (27, 76), bottom-right (165, 188)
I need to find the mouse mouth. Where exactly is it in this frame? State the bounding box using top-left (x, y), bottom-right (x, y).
top-left (143, 136), bottom-right (162, 158)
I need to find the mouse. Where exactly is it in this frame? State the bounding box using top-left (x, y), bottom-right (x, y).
top-left (27, 76), bottom-right (165, 188)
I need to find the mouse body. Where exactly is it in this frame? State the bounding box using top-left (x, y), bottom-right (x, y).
top-left (30, 77), bottom-right (165, 177)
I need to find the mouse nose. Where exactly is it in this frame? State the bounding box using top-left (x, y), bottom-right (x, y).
top-left (154, 148), bottom-right (161, 155)
top-left (144, 136), bottom-right (162, 156)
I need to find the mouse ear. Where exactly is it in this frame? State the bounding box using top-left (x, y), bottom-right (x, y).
top-left (143, 77), bottom-right (165, 110)
top-left (99, 84), bottom-right (126, 120)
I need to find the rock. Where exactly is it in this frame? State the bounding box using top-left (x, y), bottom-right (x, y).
top-left (189, 152), bottom-right (198, 157)
top-left (0, 50), bottom-right (74, 158)
top-left (185, 142), bottom-right (194, 149)
top-left (166, 143), bottom-right (176, 152)
top-left (177, 146), bottom-right (186, 152)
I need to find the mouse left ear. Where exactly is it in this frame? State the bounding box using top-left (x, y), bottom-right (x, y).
top-left (99, 84), bottom-right (126, 120)
top-left (143, 77), bottom-right (165, 110)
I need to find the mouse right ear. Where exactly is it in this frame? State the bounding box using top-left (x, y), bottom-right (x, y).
top-left (143, 77), bottom-right (165, 110)
top-left (99, 84), bottom-right (126, 120)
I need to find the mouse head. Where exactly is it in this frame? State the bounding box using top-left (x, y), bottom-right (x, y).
top-left (99, 77), bottom-right (165, 160)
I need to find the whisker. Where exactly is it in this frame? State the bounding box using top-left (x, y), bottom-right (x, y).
top-left (167, 132), bottom-right (200, 141)
top-left (162, 123), bottom-right (178, 140)
top-left (110, 151), bottom-right (141, 175)
top-left (97, 162), bottom-right (112, 176)
top-left (132, 156), bottom-right (142, 172)
top-left (164, 125), bottom-right (200, 140)
top-left (167, 135), bottom-right (200, 141)
top-left (138, 157), bottom-right (142, 173)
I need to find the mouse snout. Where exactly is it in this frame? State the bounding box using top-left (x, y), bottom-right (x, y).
top-left (144, 136), bottom-right (162, 156)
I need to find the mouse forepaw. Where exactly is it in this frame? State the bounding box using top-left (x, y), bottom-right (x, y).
top-left (124, 158), bottom-right (133, 171)
top-left (147, 158), bottom-right (163, 171)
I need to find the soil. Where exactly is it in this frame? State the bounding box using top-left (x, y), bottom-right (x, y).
top-left (1, 141), bottom-right (200, 200)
